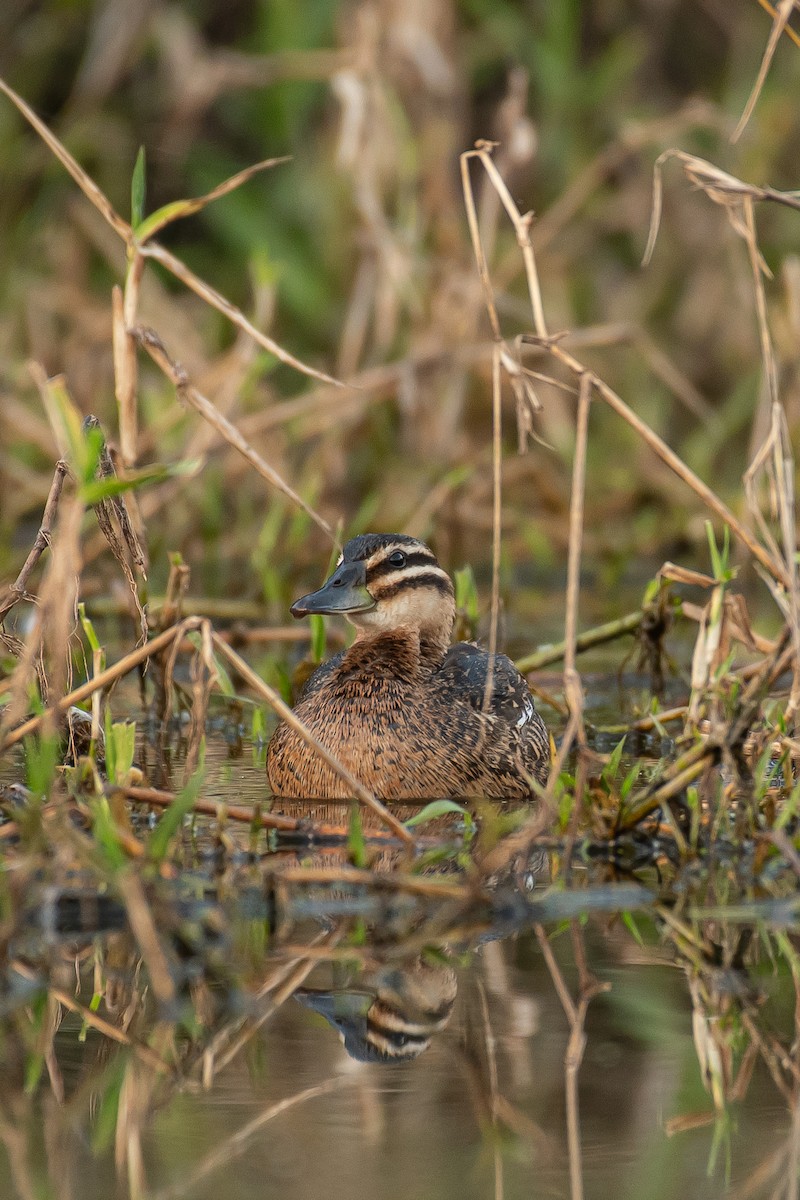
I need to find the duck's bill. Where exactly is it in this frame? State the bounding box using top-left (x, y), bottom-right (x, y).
top-left (290, 562), bottom-right (377, 618)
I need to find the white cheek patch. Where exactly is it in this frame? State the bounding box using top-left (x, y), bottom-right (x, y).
top-left (353, 587), bottom-right (447, 630)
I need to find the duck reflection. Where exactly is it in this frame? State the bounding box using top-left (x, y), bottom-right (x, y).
top-left (295, 957), bottom-right (458, 1063)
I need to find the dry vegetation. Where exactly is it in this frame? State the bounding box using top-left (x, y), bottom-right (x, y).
top-left (1, 3), bottom-right (800, 1198)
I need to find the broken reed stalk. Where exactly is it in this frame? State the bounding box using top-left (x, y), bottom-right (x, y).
top-left (475, 980), bottom-right (504, 1200)
top-left (210, 634), bottom-right (414, 846)
top-left (134, 326), bottom-right (335, 542)
top-left (0, 623), bottom-right (185, 751)
top-left (0, 459), bottom-right (69, 623)
top-left (468, 141), bottom-right (792, 594)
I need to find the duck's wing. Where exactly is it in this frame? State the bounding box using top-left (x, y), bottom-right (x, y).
top-left (438, 643), bottom-right (538, 728)
top-left (297, 649), bottom-right (347, 700)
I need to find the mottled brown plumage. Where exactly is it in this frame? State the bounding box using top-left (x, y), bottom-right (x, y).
top-left (267, 534), bottom-right (550, 799)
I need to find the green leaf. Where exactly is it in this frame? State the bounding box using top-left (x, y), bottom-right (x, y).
top-left (24, 730), bottom-right (59, 802)
top-left (89, 797), bottom-right (128, 873)
top-left (622, 910), bottom-right (645, 947)
top-left (91, 1059), bottom-right (127, 1153)
top-left (454, 565), bottom-right (479, 623)
top-left (310, 614), bottom-right (326, 663)
top-left (604, 736), bottom-right (626, 783)
top-left (131, 145), bottom-right (146, 227)
top-left (251, 708), bottom-right (266, 742)
top-left (404, 799), bottom-right (468, 827)
top-left (81, 459), bottom-right (199, 507)
top-left (108, 722), bottom-right (136, 787)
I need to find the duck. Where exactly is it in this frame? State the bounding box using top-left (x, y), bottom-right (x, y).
top-left (266, 533), bottom-right (550, 799)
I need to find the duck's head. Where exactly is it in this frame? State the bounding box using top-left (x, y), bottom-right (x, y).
top-left (290, 534), bottom-right (455, 654)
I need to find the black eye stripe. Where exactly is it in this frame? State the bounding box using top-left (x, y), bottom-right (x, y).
top-left (370, 572), bottom-right (454, 601)
top-left (366, 551), bottom-right (438, 581)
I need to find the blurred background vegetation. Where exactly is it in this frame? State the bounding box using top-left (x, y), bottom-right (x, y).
top-left (0, 0), bottom-right (798, 634)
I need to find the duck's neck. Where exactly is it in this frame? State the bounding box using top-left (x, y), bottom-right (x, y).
top-left (346, 621), bottom-right (451, 680)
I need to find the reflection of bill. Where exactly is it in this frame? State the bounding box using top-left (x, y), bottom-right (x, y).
top-left (296, 958), bottom-right (458, 1063)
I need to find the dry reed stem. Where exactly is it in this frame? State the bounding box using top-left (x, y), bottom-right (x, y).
top-left (743, 193), bottom-right (779, 409)
top-left (476, 980), bottom-right (504, 1200)
top-left (120, 784), bottom-right (424, 846)
top-left (460, 150), bottom-right (502, 342)
top-left (644, 151), bottom-right (800, 270)
top-left (0, 76), bottom-right (130, 239)
top-left (725, 1144), bottom-right (792, 1200)
top-left (0, 460), bottom-right (69, 623)
top-left (2, 494), bottom-right (83, 730)
top-left (113, 282), bottom-right (139, 468)
top-left (460, 146), bottom-right (549, 720)
top-left (0, 623), bottom-right (184, 752)
top-left (185, 619), bottom-right (216, 780)
top-left (563, 372), bottom-right (592, 742)
top-left (86, 418), bottom-right (148, 641)
top-left (746, 405), bottom-right (800, 726)
top-left (734, 0), bottom-right (797, 142)
top-left (210, 634), bottom-right (414, 845)
top-left (135, 326), bottom-right (335, 540)
top-left (480, 344), bottom-right (503, 719)
top-left (756, 0), bottom-right (800, 48)
top-left (533, 924), bottom-right (608, 1200)
top-left (484, 145), bottom-right (794, 589)
top-left (120, 784), bottom-right (297, 830)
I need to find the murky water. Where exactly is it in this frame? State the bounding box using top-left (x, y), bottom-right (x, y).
top-left (0, 913), bottom-right (794, 1200)
top-left (1, 617), bottom-right (797, 1200)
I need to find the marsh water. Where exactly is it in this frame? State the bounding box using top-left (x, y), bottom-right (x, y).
top-left (0, 611), bottom-right (797, 1200)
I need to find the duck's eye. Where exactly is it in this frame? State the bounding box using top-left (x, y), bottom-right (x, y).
top-left (388, 550), bottom-right (407, 567)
